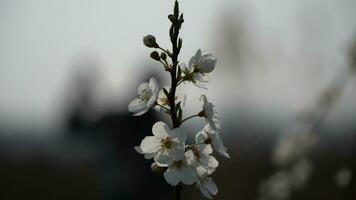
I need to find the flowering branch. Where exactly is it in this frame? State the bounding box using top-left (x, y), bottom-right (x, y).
top-left (129, 0), bottom-right (230, 199)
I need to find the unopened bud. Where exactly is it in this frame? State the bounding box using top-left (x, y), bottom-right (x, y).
top-left (151, 162), bottom-right (166, 175)
top-left (143, 35), bottom-right (159, 48)
top-left (160, 52), bottom-right (167, 60)
top-left (150, 51), bottom-right (161, 61)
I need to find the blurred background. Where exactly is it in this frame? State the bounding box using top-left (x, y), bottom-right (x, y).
top-left (0, 0), bottom-right (356, 199)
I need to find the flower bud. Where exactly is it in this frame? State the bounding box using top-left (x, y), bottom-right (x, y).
top-left (151, 162), bottom-right (166, 175)
top-left (160, 52), bottom-right (167, 60)
top-left (143, 35), bottom-right (159, 48)
top-left (150, 51), bottom-right (161, 61)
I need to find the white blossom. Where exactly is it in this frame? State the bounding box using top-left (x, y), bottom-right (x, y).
top-left (335, 168), bottom-right (352, 187)
top-left (164, 154), bottom-right (198, 186)
top-left (189, 49), bottom-right (217, 74)
top-left (200, 95), bottom-right (220, 130)
top-left (128, 77), bottom-right (159, 116)
top-left (197, 124), bottom-right (230, 158)
top-left (197, 175), bottom-right (218, 199)
top-left (180, 63), bottom-right (209, 89)
top-left (186, 139), bottom-right (218, 176)
top-left (139, 121), bottom-right (186, 166)
top-left (154, 86), bottom-right (186, 112)
top-left (272, 125), bottom-right (318, 166)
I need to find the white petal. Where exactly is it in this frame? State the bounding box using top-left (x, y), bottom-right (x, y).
top-left (153, 105), bottom-right (162, 112)
top-left (185, 150), bottom-right (196, 165)
top-left (194, 73), bottom-right (209, 83)
top-left (180, 166), bottom-right (198, 185)
top-left (189, 49), bottom-right (202, 68)
top-left (147, 95), bottom-right (158, 108)
top-left (205, 178), bottom-right (218, 195)
top-left (196, 130), bottom-right (208, 144)
top-left (199, 53), bottom-right (217, 73)
top-left (200, 186), bottom-right (213, 199)
top-left (180, 63), bottom-right (190, 74)
top-left (199, 144), bottom-right (213, 155)
top-left (134, 146), bottom-right (143, 154)
top-left (128, 98), bottom-right (147, 114)
top-left (155, 149), bottom-right (174, 165)
top-left (171, 142), bottom-right (185, 161)
top-left (211, 133), bottom-right (230, 158)
top-left (140, 136), bottom-right (161, 153)
top-left (137, 82), bottom-right (150, 96)
top-left (152, 121), bottom-right (170, 139)
top-left (193, 81), bottom-right (208, 89)
top-left (135, 146), bottom-right (155, 159)
top-left (196, 165), bottom-right (208, 177)
top-left (171, 127), bottom-right (187, 143)
top-left (200, 154), bottom-right (219, 174)
top-left (164, 167), bottom-right (180, 186)
top-left (132, 108), bottom-right (150, 116)
top-left (148, 77), bottom-right (159, 93)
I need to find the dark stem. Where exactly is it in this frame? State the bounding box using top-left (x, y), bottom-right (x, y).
top-left (175, 185), bottom-right (182, 200)
top-left (181, 114), bottom-right (200, 124)
top-left (167, 1), bottom-right (184, 200)
top-left (167, 0), bottom-right (183, 129)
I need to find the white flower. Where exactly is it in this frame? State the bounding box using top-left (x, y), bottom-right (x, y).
top-left (197, 124), bottom-right (230, 158)
top-left (189, 49), bottom-right (217, 74)
top-left (197, 175), bottom-right (218, 199)
top-left (154, 86), bottom-right (186, 112)
top-left (164, 153), bottom-right (199, 186)
top-left (186, 139), bottom-right (218, 176)
top-left (200, 95), bottom-right (220, 130)
top-left (128, 77), bottom-right (159, 116)
top-left (180, 63), bottom-right (209, 89)
top-left (139, 121), bottom-right (186, 166)
top-left (335, 168), bottom-right (352, 187)
top-left (134, 146), bottom-right (155, 159)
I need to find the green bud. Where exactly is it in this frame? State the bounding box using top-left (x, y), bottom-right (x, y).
top-left (150, 51), bottom-right (161, 61)
top-left (143, 35), bottom-right (159, 48)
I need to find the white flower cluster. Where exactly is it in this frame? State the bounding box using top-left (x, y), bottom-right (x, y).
top-left (129, 49), bottom-right (229, 199)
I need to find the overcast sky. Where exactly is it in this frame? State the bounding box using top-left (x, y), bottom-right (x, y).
top-left (0, 0), bottom-right (356, 130)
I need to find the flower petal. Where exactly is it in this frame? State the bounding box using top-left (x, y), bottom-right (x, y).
top-left (137, 82), bottom-right (150, 96)
top-left (205, 178), bottom-right (218, 195)
top-left (128, 98), bottom-right (147, 115)
top-left (199, 144), bottom-right (213, 155)
top-left (196, 130), bottom-right (208, 144)
top-left (170, 128), bottom-right (187, 143)
top-left (199, 53), bottom-right (217, 73)
top-left (194, 73), bottom-right (209, 83)
top-left (140, 136), bottom-right (161, 153)
top-left (148, 77), bottom-right (159, 93)
top-left (134, 146), bottom-right (155, 159)
top-left (164, 167), bottom-right (180, 186)
top-left (155, 149), bottom-right (174, 165)
top-left (171, 142), bottom-right (185, 161)
top-left (152, 121), bottom-right (170, 139)
top-left (211, 133), bottom-right (230, 158)
top-left (189, 49), bottom-right (202, 68)
top-left (199, 177), bottom-right (218, 199)
top-left (180, 166), bottom-right (198, 185)
top-left (132, 108), bottom-right (150, 116)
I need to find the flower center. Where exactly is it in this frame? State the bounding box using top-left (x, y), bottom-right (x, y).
top-left (161, 137), bottom-right (173, 149)
top-left (139, 88), bottom-right (152, 102)
top-left (160, 97), bottom-right (170, 106)
top-left (173, 160), bottom-right (184, 169)
top-left (192, 146), bottom-right (201, 161)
